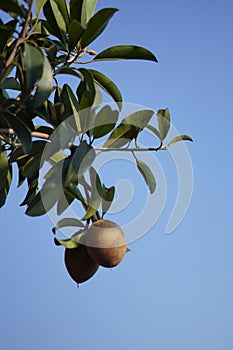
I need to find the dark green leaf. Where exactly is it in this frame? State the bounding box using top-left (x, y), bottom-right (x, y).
top-left (21, 154), bottom-right (41, 179)
top-left (32, 55), bottom-right (53, 108)
top-left (68, 20), bottom-right (84, 51)
top-left (70, 0), bottom-right (83, 23)
top-left (92, 105), bottom-right (118, 139)
top-left (36, 0), bottom-right (48, 17)
top-left (0, 0), bottom-right (25, 16)
top-left (168, 135), bottom-right (193, 147)
top-left (81, 8), bottom-right (118, 48)
top-left (65, 183), bottom-right (88, 209)
top-left (94, 45), bottom-right (158, 62)
top-left (0, 143), bottom-right (8, 191)
top-left (20, 177), bottom-right (38, 206)
top-left (0, 77), bottom-right (20, 90)
top-left (136, 158), bottom-right (156, 194)
top-left (88, 69), bottom-right (122, 109)
top-left (23, 44), bottom-right (44, 92)
top-left (82, 167), bottom-right (102, 220)
top-left (43, 0), bottom-right (66, 42)
top-left (53, 217), bottom-right (85, 233)
top-left (146, 124), bottom-right (161, 140)
top-left (77, 68), bottom-right (95, 111)
top-left (3, 112), bottom-right (32, 153)
top-left (56, 67), bottom-right (83, 79)
top-left (25, 180), bottom-right (58, 216)
top-left (52, 0), bottom-right (70, 30)
top-left (157, 108), bottom-right (170, 140)
top-left (66, 141), bottom-right (95, 184)
top-left (0, 166), bottom-right (12, 208)
top-left (102, 185), bottom-right (115, 215)
top-left (103, 109), bottom-right (154, 148)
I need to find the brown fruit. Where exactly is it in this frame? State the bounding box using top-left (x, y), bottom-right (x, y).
top-left (64, 245), bottom-right (99, 284)
top-left (86, 219), bottom-right (126, 268)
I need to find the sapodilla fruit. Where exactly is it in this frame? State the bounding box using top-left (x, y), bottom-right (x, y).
top-left (64, 245), bottom-right (99, 284)
top-left (86, 219), bottom-right (127, 268)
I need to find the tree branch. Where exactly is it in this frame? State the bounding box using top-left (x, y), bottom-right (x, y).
top-left (0, 0), bottom-right (34, 82)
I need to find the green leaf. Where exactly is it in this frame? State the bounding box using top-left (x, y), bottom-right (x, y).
top-left (82, 167), bottom-right (102, 220)
top-left (168, 135), bottom-right (193, 147)
top-left (77, 68), bottom-right (95, 112)
top-left (20, 177), bottom-right (38, 206)
top-left (88, 69), bottom-right (122, 109)
top-left (68, 20), bottom-right (84, 51)
top-left (70, 0), bottom-right (98, 26)
top-left (103, 109), bottom-right (154, 148)
top-left (146, 124), bottom-right (162, 140)
top-left (23, 44), bottom-right (44, 92)
top-left (21, 154), bottom-right (41, 179)
top-left (81, 8), bottom-right (118, 48)
top-left (70, 0), bottom-right (83, 23)
top-left (3, 112), bottom-right (32, 153)
top-left (53, 218), bottom-right (85, 233)
top-left (0, 166), bottom-right (12, 208)
top-left (136, 158), bottom-right (156, 194)
top-left (32, 55), bottom-right (53, 108)
top-left (43, 0), bottom-right (66, 42)
top-left (56, 67), bottom-right (83, 79)
top-left (92, 105), bottom-right (118, 139)
top-left (0, 0), bottom-right (25, 16)
top-left (54, 237), bottom-right (79, 248)
top-left (52, 0), bottom-right (70, 30)
top-left (94, 45), bottom-right (158, 62)
top-left (65, 183), bottom-right (88, 209)
top-left (36, 0), bottom-right (48, 17)
top-left (0, 77), bottom-right (20, 90)
top-left (102, 185), bottom-right (115, 215)
top-left (0, 144), bottom-right (8, 192)
top-left (25, 181), bottom-right (58, 216)
top-left (83, 0), bottom-right (98, 24)
top-left (157, 108), bottom-right (170, 140)
top-left (66, 141), bottom-right (95, 184)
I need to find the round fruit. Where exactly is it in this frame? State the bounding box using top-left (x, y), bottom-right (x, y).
top-left (86, 219), bottom-right (127, 268)
top-left (64, 245), bottom-right (99, 284)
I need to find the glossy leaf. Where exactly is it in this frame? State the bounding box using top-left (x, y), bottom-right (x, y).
top-left (0, 77), bottom-right (20, 90)
top-left (3, 112), bottom-right (32, 153)
top-left (157, 108), bottom-right (170, 140)
top-left (92, 105), bottom-right (118, 139)
top-left (53, 217), bottom-right (85, 233)
top-left (54, 237), bottom-right (80, 248)
top-left (81, 8), bottom-right (118, 48)
top-left (21, 154), bottom-right (41, 179)
top-left (52, 0), bottom-right (70, 30)
top-left (56, 67), bottom-right (83, 79)
top-left (0, 166), bottom-right (12, 208)
top-left (66, 141), bottom-right (95, 184)
top-left (65, 183), bottom-right (88, 209)
top-left (136, 158), bottom-right (156, 194)
top-left (102, 185), bottom-right (115, 215)
top-left (20, 177), bottom-right (38, 206)
top-left (88, 69), bottom-right (122, 109)
top-left (36, 0), bottom-right (47, 17)
top-left (0, 143), bottom-right (8, 191)
top-left (25, 181), bottom-right (58, 216)
top-left (70, 0), bottom-right (83, 23)
top-left (103, 109), bottom-right (154, 148)
top-left (32, 55), bottom-right (53, 108)
top-left (0, 0), bottom-right (25, 16)
top-left (82, 167), bottom-right (102, 220)
top-left (77, 68), bottom-right (95, 112)
top-left (94, 45), bottom-right (158, 62)
top-left (43, 0), bottom-right (66, 42)
top-left (68, 20), bottom-right (84, 51)
top-left (146, 124), bottom-right (162, 140)
top-left (83, 0), bottom-right (98, 24)
top-left (168, 135), bottom-right (193, 147)
top-left (23, 44), bottom-right (43, 92)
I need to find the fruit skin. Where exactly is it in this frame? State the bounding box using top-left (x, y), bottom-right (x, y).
top-left (64, 245), bottom-right (99, 284)
top-left (86, 219), bottom-right (126, 268)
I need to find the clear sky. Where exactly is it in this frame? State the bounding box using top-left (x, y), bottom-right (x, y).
top-left (1, 0), bottom-right (233, 349)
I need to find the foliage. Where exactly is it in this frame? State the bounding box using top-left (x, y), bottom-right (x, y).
top-left (0, 0), bottom-right (192, 243)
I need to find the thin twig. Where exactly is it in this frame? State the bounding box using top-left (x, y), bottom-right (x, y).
top-left (0, 0), bottom-right (34, 81)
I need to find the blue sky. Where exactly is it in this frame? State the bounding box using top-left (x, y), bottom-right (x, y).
top-left (1, 0), bottom-right (233, 349)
